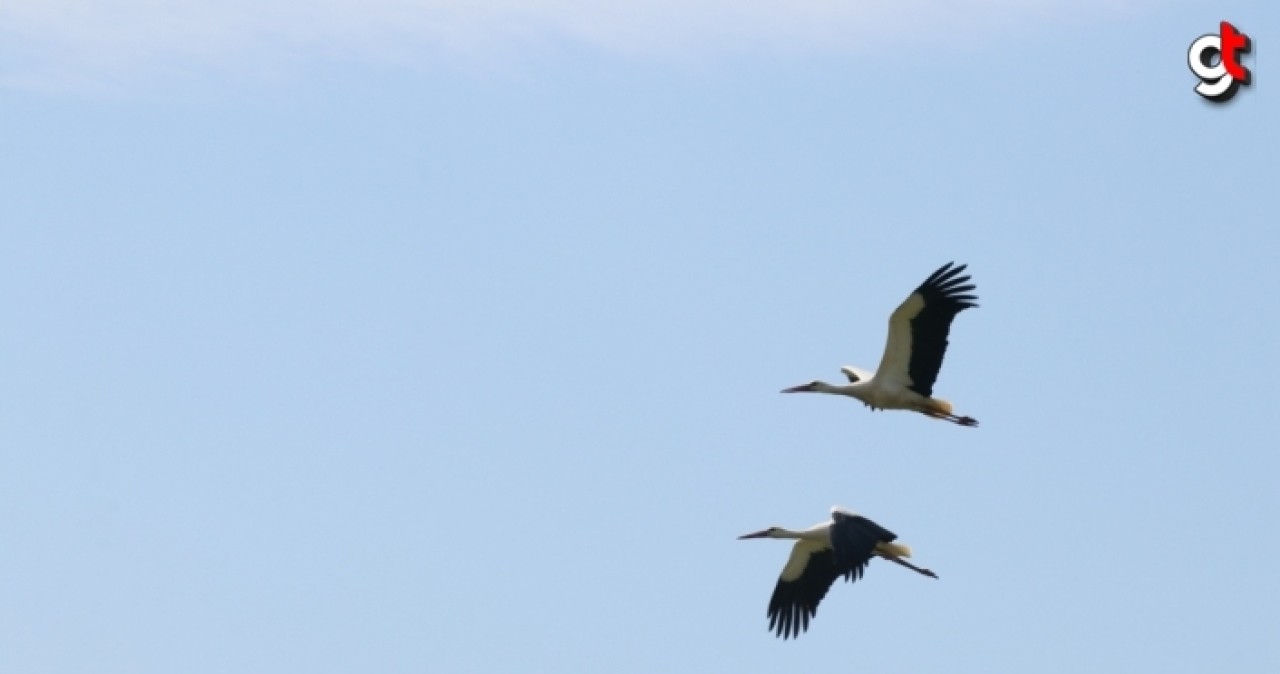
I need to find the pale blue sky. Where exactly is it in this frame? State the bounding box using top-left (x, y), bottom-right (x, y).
top-left (2, 2), bottom-right (1277, 673)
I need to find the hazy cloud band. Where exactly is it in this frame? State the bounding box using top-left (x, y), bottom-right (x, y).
top-left (0, 0), bottom-right (1133, 90)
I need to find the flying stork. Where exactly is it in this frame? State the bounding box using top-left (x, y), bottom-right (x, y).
top-left (739, 507), bottom-right (938, 639)
top-left (782, 261), bottom-right (979, 427)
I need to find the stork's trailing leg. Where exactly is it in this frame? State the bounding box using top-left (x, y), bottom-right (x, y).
top-left (919, 398), bottom-right (979, 427)
top-left (882, 555), bottom-right (939, 579)
top-left (922, 410), bottom-right (979, 427)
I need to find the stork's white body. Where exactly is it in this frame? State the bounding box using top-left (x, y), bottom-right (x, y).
top-left (813, 371), bottom-right (923, 413)
top-left (775, 521), bottom-right (912, 581)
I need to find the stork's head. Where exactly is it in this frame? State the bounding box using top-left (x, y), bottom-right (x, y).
top-left (780, 380), bottom-right (821, 394)
top-left (737, 526), bottom-right (782, 540)
top-left (773, 376), bottom-right (834, 393)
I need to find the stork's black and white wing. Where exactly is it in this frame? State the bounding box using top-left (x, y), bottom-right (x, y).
top-left (829, 509), bottom-right (897, 583)
top-left (764, 511), bottom-right (897, 639)
top-left (874, 262), bottom-right (978, 397)
top-left (765, 541), bottom-right (843, 640)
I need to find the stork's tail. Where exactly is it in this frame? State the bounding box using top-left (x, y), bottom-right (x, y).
top-left (876, 542), bottom-right (912, 558)
top-left (928, 398), bottom-right (954, 415)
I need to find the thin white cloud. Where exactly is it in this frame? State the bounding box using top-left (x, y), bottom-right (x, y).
top-left (0, 0), bottom-right (1135, 91)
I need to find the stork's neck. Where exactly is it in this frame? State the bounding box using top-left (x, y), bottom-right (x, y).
top-left (772, 526), bottom-right (830, 541)
top-left (812, 381), bottom-right (864, 399)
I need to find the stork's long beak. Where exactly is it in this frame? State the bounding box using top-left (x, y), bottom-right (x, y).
top-left (780, 383), bottom-right (812, 393)
top-left (737, 529), bottom-right (771, 539)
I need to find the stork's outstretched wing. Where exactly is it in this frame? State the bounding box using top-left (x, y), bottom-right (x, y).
top-left (873, 262), bottom-right (978, 396)
top-left (766, 541), bottom-right (844, 640)
top-left (829, 509), bottom-right (896, 583)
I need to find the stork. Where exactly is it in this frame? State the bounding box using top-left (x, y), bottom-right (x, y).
top-left (782, 261), bottom-right (979, 426)
top-left (738, 507), bottom-right (937, 639)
